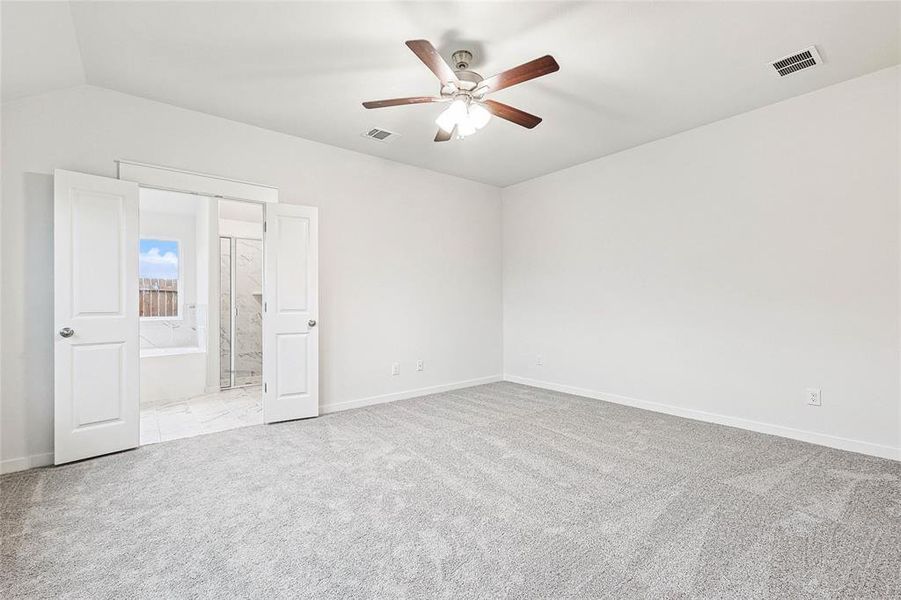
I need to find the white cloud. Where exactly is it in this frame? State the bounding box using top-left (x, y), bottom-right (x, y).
top-left (140, 247), bottom-right (178, 279)
top-left (140, 247), bottom-right (178, 265)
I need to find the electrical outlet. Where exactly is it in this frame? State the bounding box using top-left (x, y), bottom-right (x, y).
top-left (416, 360), bottom-right (424, 371)
top-left (391, 362), bottom-right (400, 376)
top-left (806, 388), bottom-right (822, 406)
top-left (537, 354), bottom-right (544, 367)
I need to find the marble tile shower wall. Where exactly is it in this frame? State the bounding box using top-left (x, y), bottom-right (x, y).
top-left (234, 239), bottom-right (263, 387)
top-left (219, 238), bottom-right (232, 387)
top-left (140, 304), bottom-right (206, 350)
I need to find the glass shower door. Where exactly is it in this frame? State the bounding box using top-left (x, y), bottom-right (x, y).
top-left (219, 237), bottom-right (263, 389)
top-left (219, 237), bottom-right (232, 388)
top-left (233, 238), bottom-right (263, 387)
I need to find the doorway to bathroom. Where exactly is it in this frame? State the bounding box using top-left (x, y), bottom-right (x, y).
top-left (52, 164), bottom-right (319, 465)
top-left (138, 192), bottom-right (265, 445)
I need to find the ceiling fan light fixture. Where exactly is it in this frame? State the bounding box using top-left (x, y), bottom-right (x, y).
top-left (436, 99), bottom-right (467, 133)
top-left (456, 119), bottom-right (477, 138)
top-left (436, 99), bottom-right (491, 138)
top-left (469, 103), bottom-right (492, 130)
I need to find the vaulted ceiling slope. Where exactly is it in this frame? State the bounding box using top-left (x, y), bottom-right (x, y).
top-left (2, 1), bottom-right (899, 186)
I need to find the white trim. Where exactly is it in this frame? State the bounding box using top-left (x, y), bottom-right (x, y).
top-left (1, 452), bottom-right (54, 475)
top-left (117, 160), bottom-right (278, 204)
top-left (504, 375), bottom-right (901, 462)
top-left (320, 375), bottom-right (503, 414)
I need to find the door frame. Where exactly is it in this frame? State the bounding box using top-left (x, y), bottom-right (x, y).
top-left (117, 160), bottom-right (278, 204)
top-left (117, 161), bottom-right (278, 424)
top-left (118, 160), bottom-right (321, 431)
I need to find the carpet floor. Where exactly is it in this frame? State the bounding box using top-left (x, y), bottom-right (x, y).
top-left (2, 382), bottom-right (900, 599)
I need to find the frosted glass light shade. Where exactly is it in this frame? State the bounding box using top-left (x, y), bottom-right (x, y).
top-left (469, 104), bottom-right (492, 129)
top-left (435, 100), bottom-right (467, 133)
top-left (456, 118), bottom-right (476, 137)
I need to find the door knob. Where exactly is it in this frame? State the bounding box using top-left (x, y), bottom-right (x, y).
top-left (308, 319), bottom-right (317, 327)
top-left (59, 327), bottom-right (75, 338)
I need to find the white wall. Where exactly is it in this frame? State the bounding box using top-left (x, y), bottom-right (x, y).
top-left (1, 85), bottom-right (503, 471)
top-left (503, 67), bottom-right (901, 459)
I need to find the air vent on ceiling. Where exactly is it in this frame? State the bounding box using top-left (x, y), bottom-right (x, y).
top-left (362, 127), bottom-right (400, 143)
top-left (770, 46), bottom-right (822, 77)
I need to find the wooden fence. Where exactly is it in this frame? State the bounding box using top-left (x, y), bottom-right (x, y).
top-left (139, 278), bottom-right (178, 317)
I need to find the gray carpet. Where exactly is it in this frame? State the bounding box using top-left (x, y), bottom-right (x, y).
top-left (2, 382), bottom-right (900, 599)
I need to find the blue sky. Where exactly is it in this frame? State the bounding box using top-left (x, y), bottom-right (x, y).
top-left (139, 239), bottom-right (179, 279)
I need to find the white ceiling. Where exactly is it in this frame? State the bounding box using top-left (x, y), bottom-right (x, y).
top-left (3, 2), bottom-right (899, 186)
top-left (1, 2), bottom-right (85, 100)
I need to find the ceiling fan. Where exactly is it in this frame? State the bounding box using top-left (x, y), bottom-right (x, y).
top-left (362, 40), bottom-right (559, 142)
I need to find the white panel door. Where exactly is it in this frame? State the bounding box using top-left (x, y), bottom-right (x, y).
top-left (54, 169), bottom-right (140, 464)
top-left (262, 204), bottom-right (319, 422)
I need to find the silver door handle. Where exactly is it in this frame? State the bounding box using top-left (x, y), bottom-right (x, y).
top-left (59, 327), bottom-right (75, 338)
top-left (308, 320), bottom-right (317, 327)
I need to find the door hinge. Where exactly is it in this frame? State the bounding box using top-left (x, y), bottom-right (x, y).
top-left (264, 301), bottom-right (267, 312)
top-left (264, 383), bottom-right (268, 393)
top-left (263, 221), bottom-right (267, 233)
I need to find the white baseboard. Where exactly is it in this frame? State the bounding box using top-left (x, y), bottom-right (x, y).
top-left (505, 375), bottom-right (900, 462)
top-left (320, 375), bottom-right (503, 415)
top-left (1, 452), bottom-right (53, 475)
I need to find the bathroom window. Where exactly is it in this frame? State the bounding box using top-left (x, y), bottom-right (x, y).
top-left (139, 238), bottom-right (180, 318)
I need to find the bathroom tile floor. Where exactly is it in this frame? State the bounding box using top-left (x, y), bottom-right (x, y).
top-left (140, 386), bottom-right (262, 445)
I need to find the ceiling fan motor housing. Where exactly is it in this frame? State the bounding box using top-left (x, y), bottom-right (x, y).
top-left (452, 50), bottom-right (472, 70)
top-left (439, 50), bottom-right (483, 95)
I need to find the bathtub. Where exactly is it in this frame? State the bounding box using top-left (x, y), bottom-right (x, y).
top-left (140, 346), bottom-right (209, 403)
top-left (140, 346), bottom-right (205, 358)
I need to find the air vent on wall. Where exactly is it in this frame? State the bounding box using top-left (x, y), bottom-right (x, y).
top-left (362, 127), bottom-right (400, 143)
top-left (770, 46), bottom-right (822, 77)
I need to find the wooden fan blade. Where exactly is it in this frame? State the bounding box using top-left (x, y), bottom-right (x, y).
top-left (434, 127), bottom-right (454, 142)
top-left (477, 55), bottom-right (559, 94)
top-left (405, 40), bottom-right (459, 86)
top-left (362, 96), bottom-right (440, 109)
top-left (482, 100), bottom-right (542, 129)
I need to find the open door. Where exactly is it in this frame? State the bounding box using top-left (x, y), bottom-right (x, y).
top-left (262, 204), bottom-right (319, 422)
top-left (54, 169), bottom-right (140, 464)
